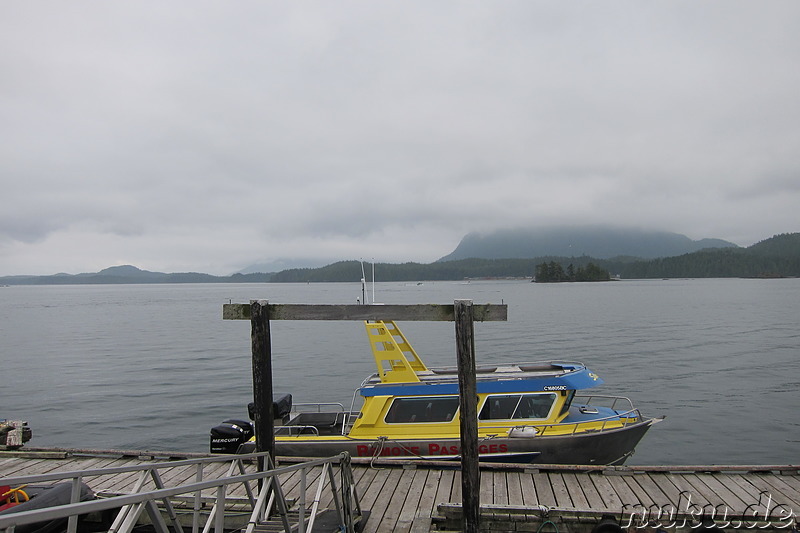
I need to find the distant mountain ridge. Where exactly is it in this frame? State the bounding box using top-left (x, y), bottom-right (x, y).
top-left (0, 266), bottom-right (271, 285)
top-left (2, 230), bottom-right (797, 284)
top-left (437, 226), bottom-right (738, 262)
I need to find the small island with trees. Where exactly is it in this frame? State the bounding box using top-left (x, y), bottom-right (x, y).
top-left (534, 261), bottom-right (611, 283)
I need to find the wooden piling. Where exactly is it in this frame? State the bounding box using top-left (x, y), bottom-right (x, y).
top-left (250, 299), bottom-right (275, 471)
top-left (454, 300), bottom-right (480, 533)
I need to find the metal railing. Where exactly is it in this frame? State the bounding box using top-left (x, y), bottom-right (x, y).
top-left (291, 402), bottom-right (345, 413)
top-left (282, 403), bottom-right (361, 437)
top-left (0, 451), bottom-right (362, 533)
top-left (574, 394), bottom-right (638, 414)
top-left (492, 395), bottom-right (645, 437)
top-left (275, 425), bottom-right (321, 436)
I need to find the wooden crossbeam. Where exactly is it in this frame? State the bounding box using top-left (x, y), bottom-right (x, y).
top-left (223, 303), bottom-right (507, 322)
top-left (224, 299), bottom-right (507, 533)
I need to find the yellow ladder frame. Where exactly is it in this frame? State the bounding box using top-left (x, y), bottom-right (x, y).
top-left (364, 320), bottom-right (428, 383)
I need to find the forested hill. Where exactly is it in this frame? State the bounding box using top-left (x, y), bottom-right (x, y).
top-left (610, 233), bottom-right (800, 279)
top-left (270, 233), bottom-right (800, 281)
top-left (0, 265), bottom-right (271, 285)
top-left (2, 233), bottom-right (798, 285)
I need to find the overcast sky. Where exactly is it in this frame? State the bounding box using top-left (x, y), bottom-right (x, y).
top-left (2, 2), bottom-right (798, 275)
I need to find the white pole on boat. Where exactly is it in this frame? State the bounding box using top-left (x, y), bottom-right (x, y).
top-left (371, 260), bottom-right (376, 305)
top-left (360, 260), bottom-right (368, 305)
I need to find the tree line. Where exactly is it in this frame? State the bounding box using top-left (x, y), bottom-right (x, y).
top-left (270, 234), bottom-right (800, 282)
top-left (3, 234), bottom-right (797, 285)
top-left (534, 261), bottom-right (611, 282)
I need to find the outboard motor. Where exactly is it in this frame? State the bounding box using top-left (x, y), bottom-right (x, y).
top-left (210, 393), bottom-right (292, 453)
top-left (210, 419), bottom-right (253, 454)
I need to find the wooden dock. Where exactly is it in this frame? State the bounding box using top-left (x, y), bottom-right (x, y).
top-left (2, 450), bottom-right (798, 532)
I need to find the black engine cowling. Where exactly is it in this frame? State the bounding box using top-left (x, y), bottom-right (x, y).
top-left (209, 419), bottom-right (254, 454)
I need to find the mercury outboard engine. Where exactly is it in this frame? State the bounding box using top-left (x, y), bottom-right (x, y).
top-left (209, 419), bottom-right (254, 454)
top-left (210, 393), bottom-right (292, 454)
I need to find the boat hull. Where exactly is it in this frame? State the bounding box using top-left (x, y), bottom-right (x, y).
top-left (246, 418), bottom-right (657, 465)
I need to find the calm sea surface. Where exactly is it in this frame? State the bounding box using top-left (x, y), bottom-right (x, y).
top-left (1, 279), bottom-right (797, 465)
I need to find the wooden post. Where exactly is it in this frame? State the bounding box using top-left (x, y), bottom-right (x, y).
top-left (454, 299), bottom-right (480, 533)
top-left (222, 300), bottom-right (508, 486)
top-left (250, 300), bottom-right (275, 472)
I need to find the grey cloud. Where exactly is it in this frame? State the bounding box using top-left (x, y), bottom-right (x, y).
top-left (1, 1), bottom-right (799, 275)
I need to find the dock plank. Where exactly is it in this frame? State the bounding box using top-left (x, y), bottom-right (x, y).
top-left (750, 472), bottom-right (800, 509)
top-left (346, 468), bottom-right (377, 505)
top-left (619, 474), bottom-right (657, 508)
top-left (634, 472), bottom-right (673, 507)
top-left (350, 466), bottom-right (381, 510)
top-left (81, 457), bottom-right (150, 494)
top-left (376, 466), bottom-right (419, 532)
top-left (506, 471), bottom-right (524, 507)
top-left (415, 468), bottom-right (443, 519)
top-left (548, 473), bottom-right (573, 508)
top-left (760, 472), bottom-right (800, 504)
top-left (450, 469), bottom-right (462, 503)
top-left (530, 472), bottom-right (556, 507)
top-left (662, 473), bottom-right (708, 510)
top-left (433, 468), bottom-right (455, 507)
top-left (678, 473), bottom-right (718, 507)
top-left (395, 469), bottom-right (431, 533)
top-left (519, 472), bottom-right (538, 507)
top-left (604, 474), bottom-right (643, 508)
top-left (353, 467), bottom-right (391, 513)
top-left (361, 468), bottom-right (406, 533)
top-left (0, 458), bottom-right (50, 477)
top-left (647, 472), bottom-right (683, 508)
top-left (0, 458), bottom-right (19, 471)
top-left (720, 473), bottom-right (768, 507)
top-left (36, 456), bottom-right (102, 474)
top-left (489, 470), bottom-right (506, 505)
top-left (562, 473), bottom-right (589, 509)
top-left (103, 466), bottom-right (152, 494)
top-left (779, 473), bottom-right (800, 493)
top-left (589, 474), bottom-right (624, 510)
top-left (576, 474), bottom-right (606, 511)
top-left (694, 473), bottom-right (750, 511)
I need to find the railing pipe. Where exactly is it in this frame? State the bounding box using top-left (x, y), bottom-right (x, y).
top-left (299, 469), bottom-right (307, 533)
top-left (275, 425), bottom-right (320, 436)
top-left (0, 451), bottom-right (271, 486)
top-left (1, 452), bottom-right (359, 533)
top-left (66, 476), bottom-right (82, 533)
top-left (291, 402), bottom-right (345, 412)
top-left (192, 462), bottom-right (203, 533)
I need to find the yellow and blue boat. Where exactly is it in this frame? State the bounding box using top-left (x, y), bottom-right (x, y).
top-left (211, 320), bottom-right (661, 464)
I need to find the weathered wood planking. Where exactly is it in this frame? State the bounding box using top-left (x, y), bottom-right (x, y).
top-left (222, 303), bottom-right (508, 322)
top-left (2, 453), bottom-right (798, 533)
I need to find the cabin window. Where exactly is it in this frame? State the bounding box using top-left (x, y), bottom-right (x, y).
top-left (560, 390), bottom-right (576, 416)
top-left (385, 396), bottom-right (460, 424)
top-left (479, 393), bottom-right (556, 420)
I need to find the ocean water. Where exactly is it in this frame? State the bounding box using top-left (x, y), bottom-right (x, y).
top-left (1, 278), bottom-right (797, 465)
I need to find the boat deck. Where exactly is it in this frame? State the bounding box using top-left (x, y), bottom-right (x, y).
top-left (362, 362), bottom-right (578, 386)
top-left (1, 450), bottom-right (798, 532)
